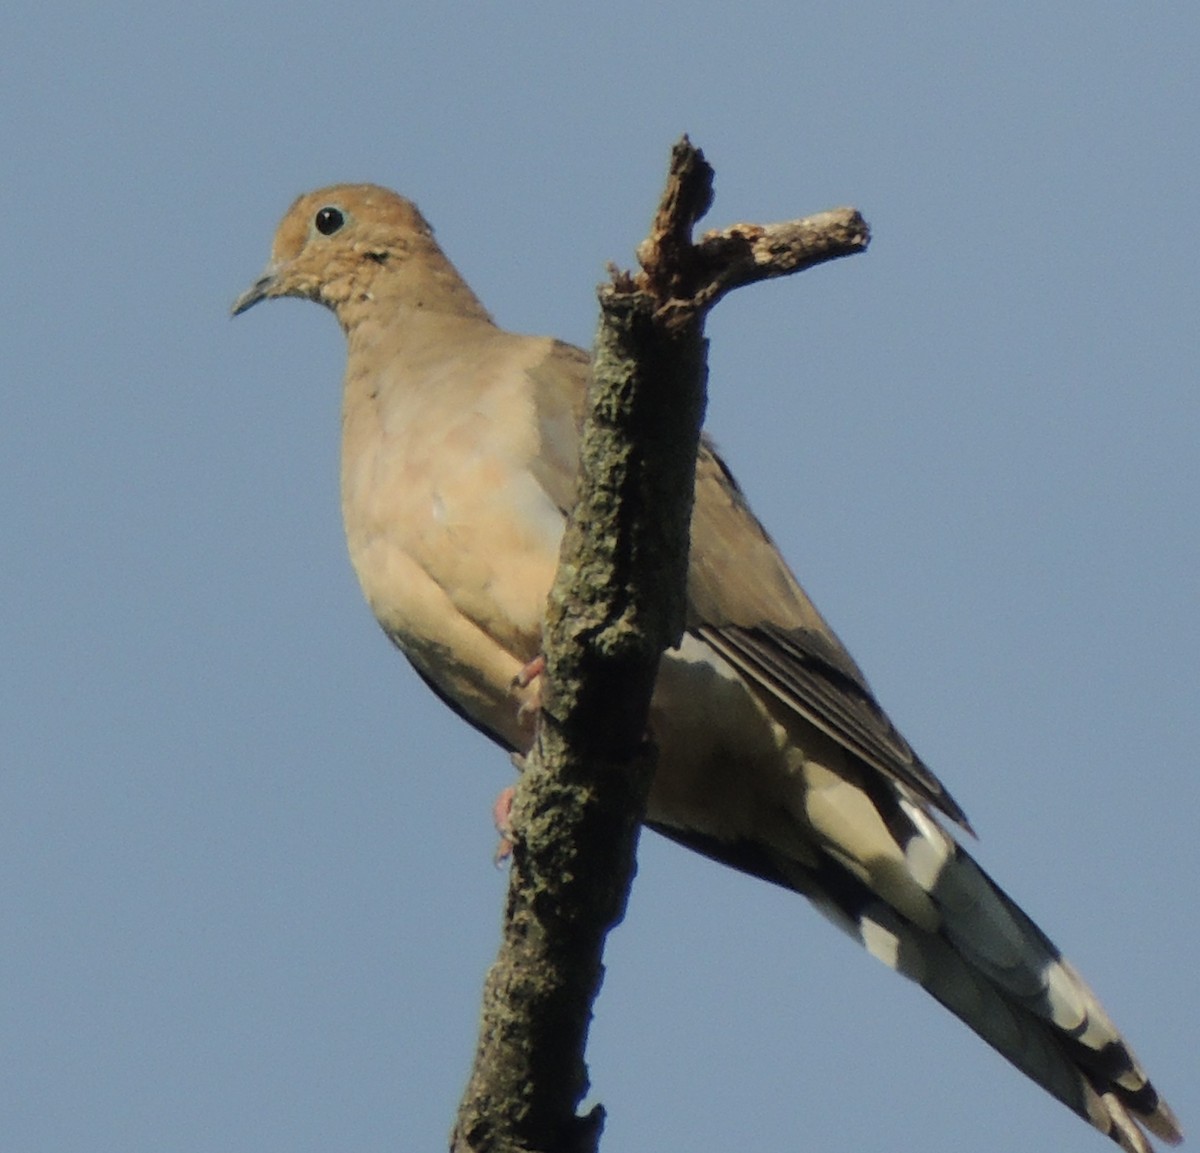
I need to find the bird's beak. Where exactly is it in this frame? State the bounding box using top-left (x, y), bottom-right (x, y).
top-left (230, 263), bottom-right (280, 317)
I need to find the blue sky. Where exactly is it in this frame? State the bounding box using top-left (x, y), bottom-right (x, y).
top-left (2, 4), bottom-right (1196, 1151)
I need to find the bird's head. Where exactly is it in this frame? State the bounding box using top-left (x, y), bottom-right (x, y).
top-left (232, 184), bottom-right (488, 328)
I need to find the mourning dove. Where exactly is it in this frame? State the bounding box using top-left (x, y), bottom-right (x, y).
top-left (233, 184), bottom-right (1181, 1153)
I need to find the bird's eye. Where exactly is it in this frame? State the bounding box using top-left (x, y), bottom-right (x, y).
top-left (314, 206), bottom-right (345, 236)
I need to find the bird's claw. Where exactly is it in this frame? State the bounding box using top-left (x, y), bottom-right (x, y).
top-left (512, 654), bottom-right (546, 729)
top-left (492, 785), bottom-right (516, 865)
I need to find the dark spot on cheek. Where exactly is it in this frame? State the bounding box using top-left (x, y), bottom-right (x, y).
top-left (365, 251), bottom-right (389, 265)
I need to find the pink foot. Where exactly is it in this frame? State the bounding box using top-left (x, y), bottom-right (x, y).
top-left (512, 654), bottom-right (546, 728)
top-left (512, 654), bottom-right (545, 689)
top-left (492, 785), bottom-right (516, 865)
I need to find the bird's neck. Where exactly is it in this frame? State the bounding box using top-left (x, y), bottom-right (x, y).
top-left (332, 243), bottom-right (493, 333)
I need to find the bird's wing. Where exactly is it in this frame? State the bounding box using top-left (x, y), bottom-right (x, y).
top-left (686, 439), bottom-right (973, 830)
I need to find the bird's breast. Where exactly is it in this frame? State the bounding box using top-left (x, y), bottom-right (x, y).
top-left (340, 384), bottom-right (564, 673)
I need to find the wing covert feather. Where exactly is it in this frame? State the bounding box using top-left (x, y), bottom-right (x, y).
top-left (689, 442), bottom-right (971, 831)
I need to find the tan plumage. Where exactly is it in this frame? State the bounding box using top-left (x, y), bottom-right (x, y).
top-left (233, 184), bottom-right (1181, 1153)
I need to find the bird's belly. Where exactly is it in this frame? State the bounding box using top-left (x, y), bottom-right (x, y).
top-left (347, 435), bottom-right (564, 646)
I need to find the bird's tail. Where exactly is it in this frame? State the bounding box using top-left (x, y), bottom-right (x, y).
top-left (778, 800), bottom-right (1182, 1153)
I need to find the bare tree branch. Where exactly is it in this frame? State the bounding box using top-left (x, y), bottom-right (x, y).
top-left (451, 137), bottom-right (870, 1153)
